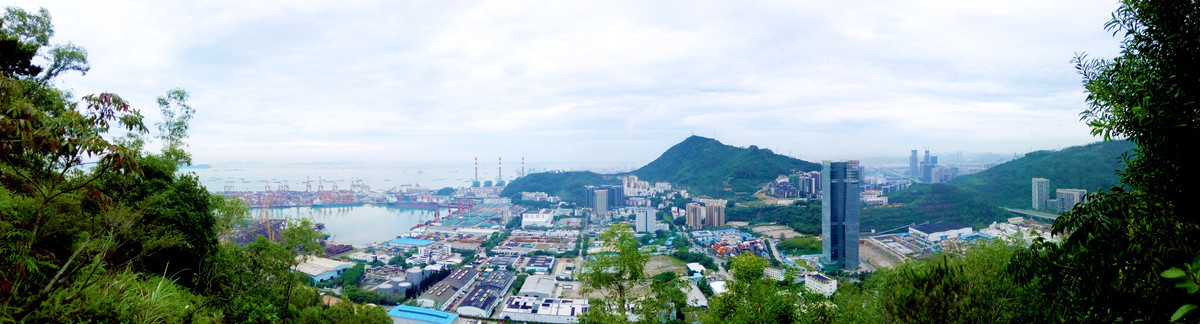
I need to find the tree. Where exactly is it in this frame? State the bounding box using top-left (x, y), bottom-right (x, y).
top-left (1009, 0), bottom-right (1200, 321)
top-left (156, 88), bottom-right (194, 165)
top-left (703, 253), bottom-right (831, 324)
top-left (579, 223), bottom-right (650, 323)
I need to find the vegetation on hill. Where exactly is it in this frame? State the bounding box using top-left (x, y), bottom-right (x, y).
top-left (499, 171), bottom-right (619, 204)
top-left (861, 184), bottom-right (1009, 231)
top-left (948, 140), bottom-right (1134, 208)
top-left (633, 136), bottom-right (820, 200)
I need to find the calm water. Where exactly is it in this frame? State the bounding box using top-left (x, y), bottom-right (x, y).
top-left (189, 161), bottom-right (605, 245)
top-left (254, 205), bottom-right (440, 245)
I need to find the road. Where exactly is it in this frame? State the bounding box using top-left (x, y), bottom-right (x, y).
top-left (1002, 207), bottom-right (1059, 221)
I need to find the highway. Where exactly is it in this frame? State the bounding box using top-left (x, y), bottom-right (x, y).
top-left (1002, 207), bottom-right (1060, 221)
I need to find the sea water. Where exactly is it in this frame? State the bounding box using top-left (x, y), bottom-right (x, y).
top-left (250, 205), bottom-right (439, 245)
top-left (183, 161), bottom-right (622, 245)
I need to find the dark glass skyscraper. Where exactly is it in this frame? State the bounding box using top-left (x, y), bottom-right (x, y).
top-left (822, 160), bottom-right (861, 271)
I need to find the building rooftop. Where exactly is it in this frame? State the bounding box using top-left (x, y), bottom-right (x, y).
top-left (519, 275), bottom-right (557, 297)
top-left (478, 269), bottom-right (516, 290)
top-left (444, 267), bottom-right (479, 287)
top-left (293, 257), bottom-right (353, 276)
top-left (389, 238), bottom-right (435, 246)
top-left (911, 222), bottom-right (971, 234)
top-left (808, 273), bottom-right (832, 284)
top-left (502, 296), bottom-right (589, 316)
top-left (387, 305), bottom-right (458, 324)
top-left (458, 285), bottom-right (503, 311)
top-left (527, 256), bottom-right (554, 269)
top-left (417, 279), bottom-right (467, 308)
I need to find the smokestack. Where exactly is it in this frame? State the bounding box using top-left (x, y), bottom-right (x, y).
top-left (522, 157), bottom-right (525, 177)
top-left (474, 157), bottom-right (478, 182)
top-left (498, 157), bottom-right (503, 181)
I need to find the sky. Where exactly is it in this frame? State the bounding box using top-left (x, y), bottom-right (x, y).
top-left (13, 0), bottom-right (1124, 167)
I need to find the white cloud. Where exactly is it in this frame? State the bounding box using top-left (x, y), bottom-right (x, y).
top-left (9, 0), bottom-right (1122, 164)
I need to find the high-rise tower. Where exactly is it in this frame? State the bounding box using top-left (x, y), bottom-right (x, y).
top-left (822, 160), bottom-right (861, 271)
top-left (909, 150), bottom-right (919, 177)
top-left (1032, 178), bottom-right (1050, 210)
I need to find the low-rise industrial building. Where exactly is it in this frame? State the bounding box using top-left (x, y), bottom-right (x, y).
top-left (525, 256), bottom-right (556, 274)
top-left (416, 267), bottom-right (478, 310)
top-left (518, 275), bottom-right (557, 298)
top-left (522, 210), bottom-right (555, 228)
top-left (455, 269), bottom-right (516, 317)
top-left (909, 222), bottom-right (972, 245)
top-left (293, 256), bottom-right (354, 283)
top-left (499, 296), bottom-right (589, 324)
top-left (387, 305), bottom-right (458, 324)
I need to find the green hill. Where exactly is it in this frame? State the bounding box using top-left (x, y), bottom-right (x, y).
top-left (861, 183), bottom-right (1010, 231)
top-left (948, 140), bottom-right (1134, 208)
top-left (632, 136), bottom-right (821, 199)
top-left (499, 171), bottom-right (619, 204)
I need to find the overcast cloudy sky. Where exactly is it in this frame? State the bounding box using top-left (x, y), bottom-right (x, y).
top-left (16, 0), bottom-right (1122, 165)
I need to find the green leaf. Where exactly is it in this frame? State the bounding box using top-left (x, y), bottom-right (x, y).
top-left (1163, 267), bottom-right (1187, 279)
top-left (1171, 304), bottom-right (1196, 322)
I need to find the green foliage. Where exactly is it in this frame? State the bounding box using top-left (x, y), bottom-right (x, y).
top-left (1161, 255), bottom-right (1200, 322)
top-left (777, 236), bottom-right (821, 255)
top-left (579, 223), bottom-right (651, 321)
top-left (632, 136), bottom-right (820, 199)
top-left (436, 187), bottom-right (454, 196)
top-left (704, 253), bottom-right (833, 324)
top-left (155, 88), bottom-right (194, 165)
top-left (500, 171), bottom-right (619, 204)
top-left (948, 140), bottom-right (1133, 208)
top-left (340, 263), bottom-right (366, 287)
top-left (511, 273), bottom-right (528, 294)
top-left (673, 251), bottom-right (716, 271)
top-left (860, 183), bottom-right (1008, 231)
top-left (726, 202), bottom-right (821, 235)
top-left (1008, 2), bottom-right (1200, 318)
top-left (834, 239), bottom-right (1030, 323)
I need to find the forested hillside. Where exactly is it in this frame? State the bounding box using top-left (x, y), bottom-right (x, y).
top-left (633, 136), bottom-right (820, 199)
top-left (861, 184), bottom-right (1009, 231)
top-left (949, 140), bottom-right (1134, 208)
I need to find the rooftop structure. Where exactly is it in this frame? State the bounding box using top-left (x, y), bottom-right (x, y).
top-left (525, 256), bottom-right (556, 273)
top-left (522, 210), bottom-right (555, 228)
top-left (415, 267), bottom-right (478, 310)
top-left (500, 296), bottom-right (589, 324)
top-left (909, 222), bottom-right (972, 245)
top-left (518, 275), bottom-right (558, 298)
top-left (386, 305), bottom-right (459, 324)
top-left (293, 256), bottom-right (354, 283)
top-left (456, 270), bottom-right (516, 317)
top-left (805, 273), bottom-right (838, 297)
top-left (389, 238), bottom-right (435, 247)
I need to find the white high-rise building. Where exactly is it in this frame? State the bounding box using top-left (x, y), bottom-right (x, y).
top-left (1032, 178), bottom-right (1050, 210)
top-left (634, 207), bottom-right (658, 232)
top-left (1056, 189), bottom-right (1087, 213)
